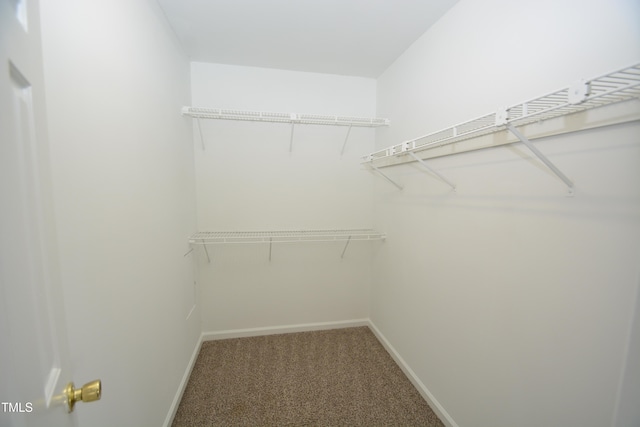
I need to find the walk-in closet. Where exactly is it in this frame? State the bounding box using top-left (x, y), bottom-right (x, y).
top-left (1, 1), bottom-right (638, 426)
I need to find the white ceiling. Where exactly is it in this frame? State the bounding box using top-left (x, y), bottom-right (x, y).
top-left (157, 0), bottom-right (459, 78)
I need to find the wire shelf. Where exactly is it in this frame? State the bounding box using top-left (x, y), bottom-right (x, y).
top-left (189, 229), bottom-right (386, 244)
top-left (364, 62), bottom-right (640, 162)
top-left (182, 107), bottom-right (390, 128)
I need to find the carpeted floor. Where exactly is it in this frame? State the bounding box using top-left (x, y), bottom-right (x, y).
top-left (172, 326), bottom-right (444, 427)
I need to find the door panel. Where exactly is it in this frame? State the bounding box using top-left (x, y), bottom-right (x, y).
top-left (1, 0), bottom-right (76, 425)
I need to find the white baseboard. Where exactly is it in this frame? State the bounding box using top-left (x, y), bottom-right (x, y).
top-left (202, 318), bottom-right (369, 341)
top-left (367, 320), bottom-right (459, 427)
top-left (163, 332), bottom-right (204, 427)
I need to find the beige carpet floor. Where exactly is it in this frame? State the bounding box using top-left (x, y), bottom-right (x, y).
top-left (172, 326), bottom-right (444, 426)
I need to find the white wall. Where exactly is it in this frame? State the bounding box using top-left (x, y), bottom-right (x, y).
top-left (191, 63), bottom-right (378, 332)
top-left (372, 1), bottom-right (640, 427)
top-left (39, 1), bottom-right (199, 426)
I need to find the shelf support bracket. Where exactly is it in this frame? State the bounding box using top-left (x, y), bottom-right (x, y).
top-left (196, 118), bottom-right (205, 151)
top-left (289, 113), bottom-right (298, 152)
top-left (201, 239), bottom-right (211, 263)
top-left (341, 235), bottom-right (352, 259)
top-left (506, 123), bottom-right (574, 195)
top-left (289, 123), bottom-right (295, 152)
top-left (340, 124), bottom-right (353, 156)
top-left (269, 237), bottom-right (273, 262)
top-left (370, 163), bottom-right (403, 190)
top-left (407, 152), bottom-right (456, 191)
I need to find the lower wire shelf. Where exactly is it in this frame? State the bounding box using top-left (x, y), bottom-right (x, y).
top-left (188, 229), bottom-right (386, 262)
top-left (189, 229), bottom-right (386, 245)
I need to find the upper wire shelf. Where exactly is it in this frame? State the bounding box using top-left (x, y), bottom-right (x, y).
top-left (182, 107), bottom-right (390, 128)
top-left (189, 229), bottom-right (386, 244)
top-left (364, 62), bottom-right (640, 163)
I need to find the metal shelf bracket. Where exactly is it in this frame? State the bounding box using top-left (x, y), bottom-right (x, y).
top-left (506, 123), bottom-right (574, 196)
top-left (202, 239), bottom-right (211, 263)
top-left (340, 235), bottom-right (352, 259)
top-left (196, 118), bottom-right (205, 151)
top-left (289, 114), bottom-right (297, 152)
top-left (370, 163), bottom-right (403, 190)
top-left (407, 151), bottom-right (456, 191)
top-left (568, 79), bottom-right (590, 105)
top-left (340, 124), bottom-right (353, 156)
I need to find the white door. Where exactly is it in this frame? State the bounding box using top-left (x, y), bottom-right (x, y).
top-left (0, 0), bottom-right (97, 426)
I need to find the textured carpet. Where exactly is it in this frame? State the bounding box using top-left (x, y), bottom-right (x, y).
top-left (172, 326), bottom-right (444, 427)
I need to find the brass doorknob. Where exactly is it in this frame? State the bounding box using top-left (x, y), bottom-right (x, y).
top-left (65, 380), bottom-right (101, 413)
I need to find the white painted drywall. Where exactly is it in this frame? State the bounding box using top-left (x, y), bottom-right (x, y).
top-left (39, 0), bottom-right (199, 426)
top-left (191, 63), bottom-right (377, 332)
top-left (613, 277), bottom-right (640, 427)
top-left (372, 0), bottom-right (640, 426)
